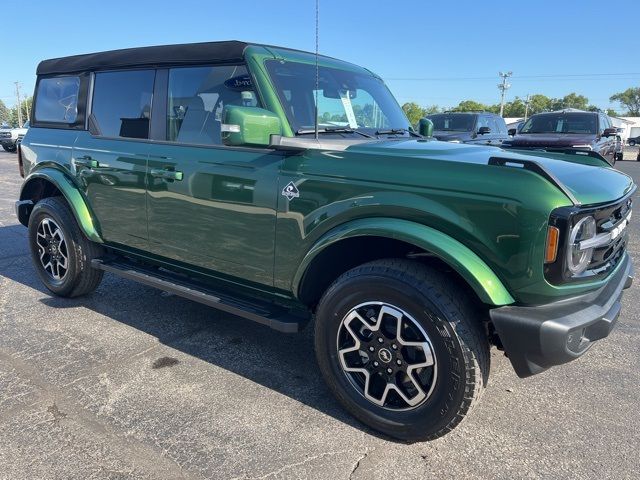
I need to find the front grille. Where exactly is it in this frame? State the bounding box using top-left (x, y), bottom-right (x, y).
top-left (17, 134), bottom-right (24, 140)
top-left (587, 197), bottom-right (632, 273)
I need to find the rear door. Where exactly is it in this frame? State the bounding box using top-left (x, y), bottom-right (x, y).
top-left (144, 65), bottom-right (281, 287)
top-left (72, 70), bottom-right (155, 250)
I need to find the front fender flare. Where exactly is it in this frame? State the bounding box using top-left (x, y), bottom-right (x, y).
top-left (19, 167), bottom-right (103, 243)
top-left (293, 218), bottom-right (514, 306)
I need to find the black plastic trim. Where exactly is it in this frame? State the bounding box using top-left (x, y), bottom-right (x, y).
top-left (91, 258), bottom-right (309, 333)
top-left (15, 200), bottom-right (34, 226)
top-left (490, 253), bottom-right (633, 378)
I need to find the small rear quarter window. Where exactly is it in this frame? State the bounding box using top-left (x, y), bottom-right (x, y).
top-left (35, 76), bottom-right (80, 124)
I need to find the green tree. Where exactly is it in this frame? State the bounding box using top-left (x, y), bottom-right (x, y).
top-left (550, 93), bottom-right (589, 111)
top-left (401, 102), bottom-right (441, 126)
top-left (527, 94), bottom-right (552, 114)
top-left (502, 97), bottom-right (526, 117)
top-left (606, 108), bottom-right (618, 117)
top-left (0, 99), bottom-right (10, 125)
top-left (8, 97), bottom-right (32, 127)
top-left (450, 100), bottom-right (490, 112)
top-left (609, 87), bottom-right (640, 116)
top-left (402, 102), bottom-right (424, 126)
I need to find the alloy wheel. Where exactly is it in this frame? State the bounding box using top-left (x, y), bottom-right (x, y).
top-left (336, 302), bottom-right (437, 411)
top-left (36, 217), bottom-right (69, 281)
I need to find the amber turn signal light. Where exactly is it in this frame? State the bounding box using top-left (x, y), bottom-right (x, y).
top-left (545, 226), bottom-right (560, 263)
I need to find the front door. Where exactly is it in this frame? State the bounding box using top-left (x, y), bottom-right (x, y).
top-left (72, 69), bottom-right (156, 250)
top-left (144, 65), bottom-right (281, 286)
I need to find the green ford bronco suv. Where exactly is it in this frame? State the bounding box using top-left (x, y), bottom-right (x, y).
top-left (15, 41), bottom-right (635, 441)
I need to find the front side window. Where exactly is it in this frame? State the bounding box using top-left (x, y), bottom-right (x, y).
top-left (520, 113), bottom-right (597, 135)
top-left (167, 65), bottom-right (259, 145)
top-left (265, 60), bottom-right (409, 134)
top-left (35, 76), bottom-right (80, 123)
top-left (91, 70), bottom-right (155, 139)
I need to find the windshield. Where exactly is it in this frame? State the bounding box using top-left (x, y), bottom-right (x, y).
top-left (426, 114), bottom-right (475, 132)
top-left (520, 113), bottom-right (597, 134)
top-left (264, 60), bottom-right (410, 134)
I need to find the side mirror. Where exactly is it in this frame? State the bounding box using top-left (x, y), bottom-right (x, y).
top-left (418, 118), bottom-right (434, 137)
top-left (602, 128), bottom-right (617, 137)
top-left (508, 128), bottom-right (517, 136)
top-left (477, 126), bottom-right (491, 135)
top-left (221, 106), bottom-right (282, 147)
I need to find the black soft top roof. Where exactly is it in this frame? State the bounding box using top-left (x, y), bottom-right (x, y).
top-left (37, 40), bottom-right (250, 75)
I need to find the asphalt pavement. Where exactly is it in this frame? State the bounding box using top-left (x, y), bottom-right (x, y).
top-left (0, 148), bottom-right (639, 479)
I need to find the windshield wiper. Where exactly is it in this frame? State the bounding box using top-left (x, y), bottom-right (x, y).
top-left (296, 127), bottom-right (374, 138)
top-left (375, 128), bottom-right (422, 138)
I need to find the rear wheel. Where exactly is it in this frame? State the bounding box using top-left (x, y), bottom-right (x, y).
top-left (314, 259), bottom-right (489, 442)
top-left (28, 196), bottom-right (104, 297)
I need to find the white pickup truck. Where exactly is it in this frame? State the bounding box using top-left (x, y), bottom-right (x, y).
top-left (0, 121), bottom-right (29, 152)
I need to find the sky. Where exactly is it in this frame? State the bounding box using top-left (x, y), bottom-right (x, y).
top-left (2, 0), bottom-right (639, 112)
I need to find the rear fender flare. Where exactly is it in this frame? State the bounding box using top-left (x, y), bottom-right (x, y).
top-left (19, 167), bottom-right (103, 243)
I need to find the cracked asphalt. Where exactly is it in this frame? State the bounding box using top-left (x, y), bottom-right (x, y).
top-left (0, 149), bottom-right (639, 479)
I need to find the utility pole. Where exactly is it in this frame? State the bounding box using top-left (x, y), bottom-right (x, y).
top-left (14, 82), bottom-right (23, 127)
top-left (498, 71), bottom-right (512, 117)
top-left (524, 94), bottom-right (530, 121)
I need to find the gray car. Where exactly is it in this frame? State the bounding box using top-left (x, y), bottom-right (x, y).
top-left (425, 112), bottom-right (510, 146)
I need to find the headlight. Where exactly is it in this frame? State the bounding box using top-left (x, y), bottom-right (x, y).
top-left (448, 139), bottom-right (461, 143)
top-left (571, 144), bottom-right (593, 150)
top-left (567, 216), bottom-right (596, 275)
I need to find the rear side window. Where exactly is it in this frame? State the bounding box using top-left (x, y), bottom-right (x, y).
top-left (34, 76), bottom-right (80, 123)
top-left (167, 65), bottom-right (259, 145)
top-left (91, 70), bottom-right (155, 139)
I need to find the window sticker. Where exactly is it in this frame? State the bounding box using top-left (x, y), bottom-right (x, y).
top-left (339, 90), bottom-right (358, 128)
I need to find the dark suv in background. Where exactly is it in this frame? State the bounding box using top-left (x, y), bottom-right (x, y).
top-left (425, 112), bottom-right (510, 145)
top-left (503, 110), bottom-right (618, 165)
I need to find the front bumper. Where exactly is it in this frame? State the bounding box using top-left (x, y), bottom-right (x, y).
top-left (490, 253), bottom-right (634, 378)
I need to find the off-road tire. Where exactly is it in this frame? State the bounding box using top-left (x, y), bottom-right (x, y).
top-left (315, 259), bottom-right (490, 442)
top-left (28, 196), bottom-right (104, 297)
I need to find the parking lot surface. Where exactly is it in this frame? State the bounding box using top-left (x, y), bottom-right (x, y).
top-left (0, 148), bottom-right (639, 479)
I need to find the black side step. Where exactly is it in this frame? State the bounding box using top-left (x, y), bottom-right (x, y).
top-left (91, 258), bottom-right (308, 333)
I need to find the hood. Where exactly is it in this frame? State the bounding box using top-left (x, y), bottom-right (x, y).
top-left (508, 133), bottom-right (594, 148)
top-left (345, 139), bottom-right (634, 206)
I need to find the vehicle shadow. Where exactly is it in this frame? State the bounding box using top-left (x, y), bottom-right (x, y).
top-left (0, 224), bottom-right (390, 441)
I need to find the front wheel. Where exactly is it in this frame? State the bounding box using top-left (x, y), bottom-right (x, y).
top-left (28, 196), bottom-right (104, 297)
top-left (628, 140), bottom-right (636, 146)
top-left (2, 144), bottom-right (16, 152)
top-left (315, 259), bottom-right (490, 442)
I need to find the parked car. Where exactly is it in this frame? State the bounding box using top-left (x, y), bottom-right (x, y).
top-left (15, 41), bottom-right (635, 442)
top-left (503, 110), bottom-right (618, 165)
top-left (628, 135), bottom-right (640, 146)
top-left (425, 111), bottom-right (510, 145)
top-left (0, 121), bottom-right (30, 152)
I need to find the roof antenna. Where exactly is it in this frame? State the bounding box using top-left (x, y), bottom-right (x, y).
top-left (314, 0), bottom-right (319, 140)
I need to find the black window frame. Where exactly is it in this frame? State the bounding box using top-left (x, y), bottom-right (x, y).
top-left (31, 72), bottom-right (90, 130)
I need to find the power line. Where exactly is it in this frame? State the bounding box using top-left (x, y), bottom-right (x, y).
top-left (386, 72), bottom-right (640, 81)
